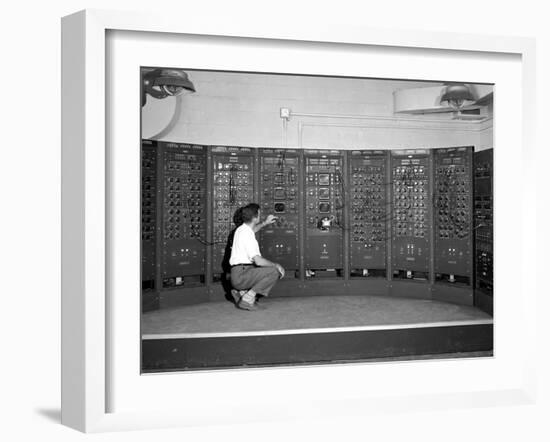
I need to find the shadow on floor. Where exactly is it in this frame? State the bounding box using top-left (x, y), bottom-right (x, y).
top-left (35, 408), bottom-right (61, 423)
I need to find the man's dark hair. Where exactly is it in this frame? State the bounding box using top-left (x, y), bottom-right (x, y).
top-left (241, 203), bottom-right (260, 223)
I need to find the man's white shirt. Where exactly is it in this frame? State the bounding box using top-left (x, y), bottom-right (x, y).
top-left (229, 223), bottom-right (261, 266)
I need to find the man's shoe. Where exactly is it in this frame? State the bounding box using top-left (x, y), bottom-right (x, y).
top-left (237, 298), bottom-right (258, 311)
top-left (230, 289), bottom-right (247, 304)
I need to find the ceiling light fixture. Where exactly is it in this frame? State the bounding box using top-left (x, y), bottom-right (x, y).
top-left (142, 68), bottom-right (196, 107)
top-left (439, 83), bottom-right (475, 110)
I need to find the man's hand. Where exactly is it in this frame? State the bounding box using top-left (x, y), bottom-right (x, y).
top-left (264, 214), bottom-right (277, 225)
top-left (275, 263), bottom-right (285, 279)
top-left (253, 214), bottom-right (278, 233)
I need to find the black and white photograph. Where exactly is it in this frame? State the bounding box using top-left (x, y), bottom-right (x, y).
top-left (140, 68), bottom-right (494, 372)
top-left (3, 0), bottom-right (548, 438)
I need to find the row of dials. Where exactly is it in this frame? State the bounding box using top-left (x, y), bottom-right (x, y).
top-left (213, 157), bottom-right (254, 242)
top-left (163, 152), bottom-right (206, 241)
top-left (260, 156), bottom-right (299, 231)
top-left (141, 150), bottom-right (156, 242)
top-left (150, 149), bottom-right (478, 246)
top-left (392, 164), bottom-right (429, 238)
top-left (350, 160), bottom-right (386, 244)
top-left (305, 169), bottom-right (343, 229)
top-left (304, 155), bottom-right (344, 233)
top-left (434, 163), bottom-right (471, 240)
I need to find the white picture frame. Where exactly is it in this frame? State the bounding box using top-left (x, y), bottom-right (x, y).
top-left (61, 9), bottom-right (537, 433)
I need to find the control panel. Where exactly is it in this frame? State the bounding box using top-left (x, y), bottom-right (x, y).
top-left (433, 147), bottom-right (473, 283)
top-left (211, 146), bottom-right (255, 278)
top-left (141, 140), bottom-right (485, 304)
top-left (304, 150), bottom-right (344, 273)
top-left (348, 150), bottom-right (388, 275)
top-left (474, 148), bottom-right (493, 294)
top-left (161, 143), bottom-right (207, 288)
top-left (141, 140), bottom-right (157, 290)
top-left (259, 149), bottom-right (300, 273)
top-left (391, 150), bottom-right (431, 278)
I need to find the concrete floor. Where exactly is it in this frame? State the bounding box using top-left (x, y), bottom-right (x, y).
top-left (142, 294), bottom-right (492, 339)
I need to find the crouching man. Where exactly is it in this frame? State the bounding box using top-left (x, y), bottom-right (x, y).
top-left (229, 203), bottom-right (285, 311)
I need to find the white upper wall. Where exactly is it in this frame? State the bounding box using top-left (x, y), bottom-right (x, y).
top-left (142, 70), bottom-right (493, 151)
